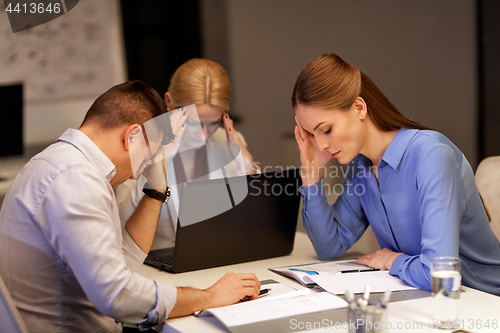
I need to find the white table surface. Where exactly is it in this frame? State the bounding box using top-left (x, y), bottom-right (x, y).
top-left (139, 232), bottom-right (500, 333)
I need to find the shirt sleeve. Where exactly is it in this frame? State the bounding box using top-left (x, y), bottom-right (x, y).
top-left (35, 164), bottom-right (177, 324)
top-left (115, 177), bottom-right (146, 227)
top-left (300, 177), bottom-right (369, 260)
top-left (389, 143), bottom-right (465, 290)
top-left (117, 177), bottom-right (150, 273)
top-left (122, 228), bottom-right (148, 273)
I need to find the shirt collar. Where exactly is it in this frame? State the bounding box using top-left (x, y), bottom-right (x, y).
top-left (57, 129), bottom-right (117, 182)
top-left (380, 127), bottom-right (419, 170)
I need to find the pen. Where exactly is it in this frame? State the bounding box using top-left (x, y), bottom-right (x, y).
top-left (375, 290), bottom-right (391, 309)
top-left (344, 289), bottom-right (357, 311)
top-left (259, 288), bottom-right (270, 297)
top-left (336, 268), bottom-right (381, 274)
top-left (357, 285), bottom-right (370, 311)
top-left (239, 288), bottom-right (271, 303)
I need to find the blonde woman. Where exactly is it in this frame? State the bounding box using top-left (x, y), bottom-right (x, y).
top-left (116, 59), bottom-right (256, 249)
top-left (293, 54), bottom-right (500, 295)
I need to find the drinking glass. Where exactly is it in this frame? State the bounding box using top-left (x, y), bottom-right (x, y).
top-left (431, 257), bottom-right (461, 329)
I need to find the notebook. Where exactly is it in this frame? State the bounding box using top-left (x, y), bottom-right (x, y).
top-left (144, 168), bottom-right (302, 273)
top-left (270, 260), bottom-right (381, 287)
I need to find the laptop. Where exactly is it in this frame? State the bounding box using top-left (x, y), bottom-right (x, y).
top-left (144, 168), bottom-right (302, 273)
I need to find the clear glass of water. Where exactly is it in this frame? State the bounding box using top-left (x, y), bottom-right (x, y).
top-left (431, 257), bottom-right (461, 329)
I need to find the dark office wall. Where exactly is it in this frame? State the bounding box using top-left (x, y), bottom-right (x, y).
top-left (479, 0), bottom-right (500, 160)
top-left (199, 0), bottom-right (229, 72)
top-left (213, 0), bottom-right (477, 169)
top-left (120, 0), bottom-right (202, 96)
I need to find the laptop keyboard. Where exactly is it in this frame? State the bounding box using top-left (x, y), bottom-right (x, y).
top-left (155, 254), bottom-right (174, 266)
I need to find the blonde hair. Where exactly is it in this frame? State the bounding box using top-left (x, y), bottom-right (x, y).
top-left (168, 58), bottom-right (231, 111)
top-left (292, 54), bottom-right (428, 131)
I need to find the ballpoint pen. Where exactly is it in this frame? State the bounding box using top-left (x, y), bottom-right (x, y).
top-left (258, 288), bottom-right (271, 297)
top-left (357, 285), bottom-right (370, 311)
top-left (375, 290), bottom-right (392, 309)
top-left (239, 288), bottom-right (271, 302)
top-left (336, 268), bottom-right (382, 274)
top-left (344, 289), bottom-right (357, 311)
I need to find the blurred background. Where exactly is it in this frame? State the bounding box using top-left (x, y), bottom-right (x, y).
top-left (2, 0), bottom-right (500, 168)
top-left (1, 0), bottom-right (499, 251)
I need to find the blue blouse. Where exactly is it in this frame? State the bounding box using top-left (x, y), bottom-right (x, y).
top-left (300, 128), bottom-right (500, 295)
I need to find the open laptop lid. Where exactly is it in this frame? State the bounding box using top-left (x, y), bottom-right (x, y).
top-left (168, 168), bottom-right (302, 273)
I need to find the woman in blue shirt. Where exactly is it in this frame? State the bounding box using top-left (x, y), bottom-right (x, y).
top-left (292, 53), bottom-right (500, 295)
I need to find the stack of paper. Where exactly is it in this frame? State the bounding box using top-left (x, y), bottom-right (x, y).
top-left (270, 260), bottom-right (417, 294)
top-left (310, 270), bottom-right (417, 294)
top-left (202, 292), bottom-right (347, 328)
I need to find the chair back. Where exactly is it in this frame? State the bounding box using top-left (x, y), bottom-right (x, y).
top-left (475, 156), bottom-right (500, 239)
top-left (0, 273), bottom-right (29, 333)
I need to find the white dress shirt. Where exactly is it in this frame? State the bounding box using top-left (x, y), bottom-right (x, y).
top-left (0, 129), bottom-right (177, 333)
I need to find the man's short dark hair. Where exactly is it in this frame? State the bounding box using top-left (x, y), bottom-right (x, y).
top-left (80, 80), bottom-right (174, 146)
top-left (81, 80), bottom-right (168, 129)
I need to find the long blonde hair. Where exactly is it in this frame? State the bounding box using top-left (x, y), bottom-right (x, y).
top-left (292, 54), bottom-right (428, 131)
top-left (168, 58), bottom-right (231, 111)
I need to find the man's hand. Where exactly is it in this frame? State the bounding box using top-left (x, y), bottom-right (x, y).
top-left (355, 248), bottom-right (402, 271)
top-left (168, 272), bottom-right (260, 318)
top-left (205, 272), bottom-right (261, 306)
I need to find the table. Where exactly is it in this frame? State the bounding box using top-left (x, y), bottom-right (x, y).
top-left (139, 232), bottom-right (500, 333)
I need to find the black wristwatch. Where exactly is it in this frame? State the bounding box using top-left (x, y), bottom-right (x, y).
top-left (142, 183), bottom-right (171, 203)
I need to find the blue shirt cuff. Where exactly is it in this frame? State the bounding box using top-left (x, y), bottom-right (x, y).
top-left (389, 253), bottom-right (409, 277)
top-left (299, 179), bottom-right (325, 210)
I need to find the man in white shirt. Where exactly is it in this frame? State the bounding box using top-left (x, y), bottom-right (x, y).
top-left (0, 81), bottom-right (260, 333)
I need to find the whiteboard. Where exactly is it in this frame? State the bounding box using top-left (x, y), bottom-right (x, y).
top-left (0, 0), bottom-right (116, 101)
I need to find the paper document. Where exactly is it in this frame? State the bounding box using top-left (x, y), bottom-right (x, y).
top-left (289, 260), bottom-right (378, 274)
top-left (249, 287), bottom-right (312, 304)
top-left (204, 292), bottom-right (348, 327)
top-left (196, 280), bottom-right (305, 317)
top-left (311, 270), bottom-right (417, 294)
top-left (270, 259), bottom-right (379, 286)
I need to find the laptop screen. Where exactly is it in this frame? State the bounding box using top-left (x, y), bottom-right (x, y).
top-left (153, 168), bottom-right (302, 273)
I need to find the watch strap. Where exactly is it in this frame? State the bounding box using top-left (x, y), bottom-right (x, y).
top-left (142, 184), bottom-right (170, 203)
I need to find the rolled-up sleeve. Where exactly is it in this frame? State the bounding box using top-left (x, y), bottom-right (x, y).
top-left (140, 281), bottom-right (177, 329)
